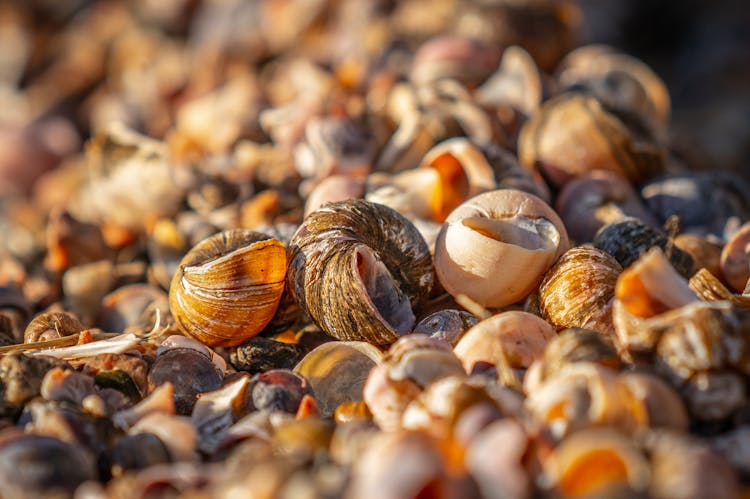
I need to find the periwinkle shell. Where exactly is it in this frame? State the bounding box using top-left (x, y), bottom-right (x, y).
top-left (287, 199), bottom-right (433, 345)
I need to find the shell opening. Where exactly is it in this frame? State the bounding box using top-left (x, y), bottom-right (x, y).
top-left (558, 448), bottom-right (631, 496)
top-left (354, 246), bottom-right (415, 335)
top-left (461, 215), bottom-right (559, 252)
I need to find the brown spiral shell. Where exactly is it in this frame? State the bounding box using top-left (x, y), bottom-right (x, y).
top-left (168, 229), bottom-right (287, 347)
top-left (287, 199), bottom-right (433, 345)
top-left (538, 246), bottom-right (622, 339)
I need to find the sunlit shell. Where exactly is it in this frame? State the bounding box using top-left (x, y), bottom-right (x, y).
top-left (538, 246), bottom-right (621, 340)
top-left (435, 189), bottom-right (568, 308)
top-left (287, 200), bottom-right (433, 345)
top-left (454, 311), bottom-right (556, 373)
top-left (169, 229), bottom-right (287, 347)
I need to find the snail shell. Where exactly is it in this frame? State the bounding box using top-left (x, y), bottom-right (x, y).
top-left (168, 229), bottom-right (287, 347)
top-left (538, 246), bottom-right (622, 340)
top-left (518, 92), bottom-right (665, 188)
top-left (721, 221), bottom-right (750, 293)
top-left (593, 218), bottom-right (694, 278)
top-left (434, 189), bottom-right (569, 308)
top-left (287, 200), bottom-right (433, 345)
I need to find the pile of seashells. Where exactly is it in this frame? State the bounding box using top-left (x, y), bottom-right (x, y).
top-left (1, 1), bottom-right (749, 498)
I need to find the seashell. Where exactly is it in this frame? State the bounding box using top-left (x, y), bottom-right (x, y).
top-left (681, 371), bottom-right (746, 422)
top-left (617, 372), bottom-right (689, 431)
top-left (476, 46), bottom-right (542, 119)
top-left (287, 200), bottom-right (433, 345)
top-left (647, 431), bottom-right (739, 499)
top-left (538, 246), bottom-right (622, 340)
top-left (593, 218), bottom-right (694, 278)
top-left (148, 348), bottom-right (223, 415)
top-left (246, 369), bottom-right (313, 415)
top-left (454, 311), bottom-right (556, 374)
top-left (674, 234), bottom-right (723, 278)
top-left (272, 417), bottom-right (334, 458)
top-left (465, 419), bottom-right (530, 499)
top-left (435, 189), bottom-right (568, 308)
top-left (129, 412), bottom-right (198, 462)
top-left (539, 328), bottom-right (622, 382)
top-left (640, 173), bottom-right (750, 239)
top-left (413, 309), bottom-right (478, 346)
top-left (401, 375), bottom-right (520, 439)
top-left (294, 341), bottom-right (381, 418)
top-left (293, 117), bottom-right (374, 184)
top-left (23, 311), bottom-right (83, 343)
top-left (304, 175), bottom-right (365, 217)
top-left (345, 430), bottom-right (475, 499)
top-left (169, 229), bottom-right (287, 347)
top-left (556, 170), bottom-right (657, 243)
top-left (110, 433), bottom-right (172, 477)
top-left (481, 142), bottom-right (550, 202)
top-left (0, 435), bottom-right (96, 498)
top-left (62, 260), bottom-right (115, 323)
top-left (614, 247), bottom-right (698, 321)
top-left (363, 335), bottom-right (464, 431)
top-left (544, 428), bottom-right (650, 498)
top-left (688, 268), bottom-right (750, 309)
top-left (518, 93), bottom-right (665, 188)
top-left (720, 221), bottom-right (750, 293)
top-left (526, 363), bottom-right (647, 439)
top-left (192, 376), bottom-right (251, 454)
top-left (654, 302), bottom-right (750, 381)
top-left (410, 35), bottom-right (502, 87)
top-left (97, 283), bottom-right (169, 333)
top-left (384, 334), bottom-right (466, 388)
top-left (367, 137), bottom-right (498, 224)
top-left (558, 45), bottom-right (671, 127)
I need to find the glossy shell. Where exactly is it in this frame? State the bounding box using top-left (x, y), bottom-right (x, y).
top-left (169, 229), bottom-right (287, 347)
top-left (720, 222), bottom-right (750, 293)
top-left (293, 341), bottom-right (382, 417)
top-left (434, 189), bottom-right (569, 308)
top-left (287, 200), bottom-right (433, 344)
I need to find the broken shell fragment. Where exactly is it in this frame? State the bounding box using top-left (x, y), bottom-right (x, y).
top-left (287, 199), bottom-right (433, 345)
top-left (413, 309), bottom-right (477, 346)
top-left (169, 229), bottom-right (288, 347)
top-left (435, 189), bottom-right (569, 308)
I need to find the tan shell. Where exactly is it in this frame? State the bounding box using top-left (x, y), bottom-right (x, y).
top-left (526, 363), bottom-right (647, 439)
top-left (24, 311), bottom-right (84, 343)
top-left (476, 45), bottom-right (542, 117)
top-left (538, 246), bottom-right (622, 340)
top-left (304, 175), bottom-right (364, 217)
top-left (169, 230), bottom-right (287, 347)
top-left (518, 93), bottom-right (665, 188)
top-left (287, 200), bottom-right (433, 345)
top-left (434, 189), bottom-right (569, 308)
top-left (617, 372), bottom-right (689, 431)
top-left (689, 268), bottom-right (750, 309)
top-left (545, 428), bottom-right (651, 498)
top-left (293, 341), bottom-right (382, 418)
top-left (454, 311), bottom-right (556, 373)
top-left (558, 44), bottom-right (671, 127)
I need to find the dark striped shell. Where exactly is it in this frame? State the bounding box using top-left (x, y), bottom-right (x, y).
top-left (287, 199), bottom-right (433, 345)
